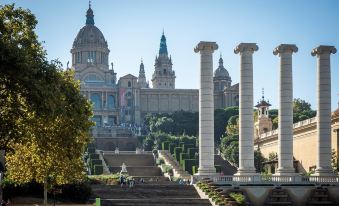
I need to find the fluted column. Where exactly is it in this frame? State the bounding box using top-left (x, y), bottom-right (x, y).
top-left (194, 41), bottom-right (218, 175)
top-left (234, 43), bottom-right (258, 175)
top-left (273, 44), bottom-right (298, 175)
top-left (311, 45), bottom-right (337, 176)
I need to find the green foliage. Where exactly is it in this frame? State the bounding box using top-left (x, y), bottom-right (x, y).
top-left (182, 144), bottom-right (195, 153)
top-left (220, 134), bottom-right (239, 166)
top-left (254, 149), bottom-right (267, 173)
top-left (179, 153), bottom-right (189, 166)
top-left (90, 159), bottom-right (102, 174)
top-left (169, 143), bottom-right (177, 154)
top-left (226, 115), bottom-right (239, 135)
top-left (214, 107), bottom-right (239, 144)
top-left (192, 165), bottom-right (197, 175)
top-left (182, 159), bottom-right (197, 175)
top-left (161, 141), bottom-right (170, 150)
top-left (156, 157), bottom-right (165, 165)
top-left (174, 147), bottom-right (183, 162)
top-left (89, 153), bottom-right (99, 160)
top-left (161, 164), bottom-right (173, 173)
top-left (142, 136), bottom-right (154, 151)
top-left (94, 165), bottom-right (103, 175)
top-left (188, 148), bottom-right (199, 159)
top-left (229, 192), bottom-right (246, 206)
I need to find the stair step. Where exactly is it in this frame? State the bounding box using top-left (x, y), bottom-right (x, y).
top-left (99, 198), bottom-right (211, 206)
top-left (265, 202), bottom-right (292, 205)
top-left (307, 201), bottom-right (335, 205)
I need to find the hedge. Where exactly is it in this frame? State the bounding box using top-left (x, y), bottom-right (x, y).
top-left (215, 165), bottom-right (222, 173)
top-left (89, 153), bottom-right (99, 160)
top-left (94, 165), bottom-right (104, 175)
top-left (161, 141), bottom-right (170, 150)
top-left (87, 147), bottom-right (95, 154)
top-left (169, 143), bottom-right (177, 154)
top-left (188, 148), bottom-right (199, 159)
top-left (174, 147), bottom-right (183, 162)
top-left (182, 159), bottom-right (197, 175)
top-left (87, 143), bottom-right (95, 149)
top-left (182, 144), bottom-right (195, 153)
top-left (192, 165), bottom-right (197, 175)
top-left (90, 159), bottom-right (102, 174)
top-left (179, 153), bottom-right (189, 167)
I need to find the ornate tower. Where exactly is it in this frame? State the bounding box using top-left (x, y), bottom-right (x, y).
top-left (254, 89), bottom-right (273, 138)
top-left (138, 59), bottom-right (148, 88)
top-left (213, 54), bottom-right (232, 92)
top-left (151, 32), bottom-right (176, 89)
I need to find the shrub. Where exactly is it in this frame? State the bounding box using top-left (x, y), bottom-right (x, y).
top-left (162, 141), bottom-right (170, 150)
top-left (179, 153), bottom-right (189, 166)
top-left (188, 148), bottom-right (199, 159)
top-left (58, 182), bottom-right (92, 203)
top-left (182, 144), bottom-right (195, 153)
top-left (87, 147), bottom-right (95, 154)
top-left (169, 143), bottom-right (176, 154)
top-left (156, 157), bottom-right (165, 165)
top-left (89, 153), bottom-right (99, 160)
top-left (229, 192), bottom-right (246, 206)
top-left (182, 159), bottom-right (197, 175)
top-left (192, 165), bottom-right (197, 175)
top-left (90, 159), bottom-right (102, 174)
top-left (94, 165), bottom-right (104, 175)
top-left (174, 147), bottom-right (183, 162)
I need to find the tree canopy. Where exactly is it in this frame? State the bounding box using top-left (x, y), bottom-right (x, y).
top-left (1, 4), bottom-right (93, 205)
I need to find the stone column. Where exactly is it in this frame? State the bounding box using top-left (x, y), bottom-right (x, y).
top-left (273, 44), bottom-right (298, 176)
top-left (311, 45), bottom-right (337, 176)
top-left (234, 43), bottom-right (258, 175)
top-left (194, 41), bottom-right (218, 176)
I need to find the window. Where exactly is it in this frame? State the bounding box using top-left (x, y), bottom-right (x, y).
top-left (91, 93), bottom-right (102, 110)
top-left (128, 81), bottom-right (131, 87)
top-left (107, 95), bottom-right (115, 109)
top-left (108, 115), bottom-right (116, 126)
top-left (127, 99), bottom-right (132, 107)
top-left (92, 115), bottom-right (102, 127)
top-left (84, 73), bottom-right (104, 83)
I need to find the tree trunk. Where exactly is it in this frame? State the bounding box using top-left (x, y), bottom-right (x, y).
top-left (44, 177), bottom-right (48, 206)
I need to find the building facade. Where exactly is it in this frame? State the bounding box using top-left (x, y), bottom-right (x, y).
top-left (71, 5), bottom-right (239, 126)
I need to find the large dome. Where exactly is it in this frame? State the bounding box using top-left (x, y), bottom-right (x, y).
top-left (72, 25), bottom-right (108, 49)
top-left (214, 56), bottom-right (230, 79)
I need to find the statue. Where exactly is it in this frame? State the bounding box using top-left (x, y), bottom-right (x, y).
top-left (66, 61), bottom-right (69, 69)
top-left (138, 126), bottom-right (141, 136)
top-left (120, 163), bottom-right (128, 174)
top-left (136, 147), bottom-right (141, 154)
top-left (115, 147), bottom-right (119, 154)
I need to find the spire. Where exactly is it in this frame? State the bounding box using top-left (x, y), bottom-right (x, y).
top-left (86, 0), bottom-right (95, 25)
top-left (262, 88), bottom-right (265, 100)
top-left (139, 58), bottom-right (145, 74)
top-left (159, 31), bottom-right (168, 55)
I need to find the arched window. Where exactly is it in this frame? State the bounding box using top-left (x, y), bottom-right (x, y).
top-left (128, 81), bottom-right (132, 87)
top-left (91, 93), bottom-right (102, 110)
top-left (107, 95), bottom-right (115, 109)
top-left (92, 115), bottom-right (102, 127)
top-left (84, 73), bottom-right (104, 83)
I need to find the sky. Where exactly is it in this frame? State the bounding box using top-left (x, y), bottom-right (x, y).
top-left (2, 0), bottom-right (339, 110)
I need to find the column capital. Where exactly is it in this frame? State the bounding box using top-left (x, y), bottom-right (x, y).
top-left (273, 44), bottom-right (298, 55)
top-left (234, 43), bottom-right (258, 54)
top-left (194, 41), bottom-right (218, 53)
top-left (311, 45), bottom-right (337, 57)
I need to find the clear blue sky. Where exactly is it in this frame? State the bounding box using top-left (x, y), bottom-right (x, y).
top-left (3, 0), bottom-right (339, 110)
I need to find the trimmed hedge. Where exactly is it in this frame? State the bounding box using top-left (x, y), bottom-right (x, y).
top-left (188, 148), bottom-right (199, 159)
top-left (182, 144), bottom-right (195, 153)
top-left (192, 165), bottom-right (197, 175)
top-left (182, 159), bottom-right (197, 175)
top-left (89, 153), bottom-right (99, 160)
top-left (169, 143), bottom-right (176, 154)
top-left (94, 165), bottom-right (104, 175)
top-left (87, 147), bottom-right (95, 154)
top-left (161, 141), bottom-right (170, 150)
top-left (215, 165), bottom-right (222, 173)
top-left (174, 147), bottom-right (183, 162)
top-left (90, 159), bottom-right (102, 174)
top-left (179, 153), bottom-right (189, 167)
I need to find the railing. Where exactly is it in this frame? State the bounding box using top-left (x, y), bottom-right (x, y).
top-left (102, 151), bottom-right (153, 155)
top-left (208, 175), bottom-right (339, 185)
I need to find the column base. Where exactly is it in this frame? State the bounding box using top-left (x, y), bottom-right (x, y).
top-left (195, 167), bottom-right (217, 176)
top-left (313, 167), bottom-right (335, 176)
top-left (234, 167), bottom-right (256, 176)
top-left (275, 167), bottom-right (297, 176)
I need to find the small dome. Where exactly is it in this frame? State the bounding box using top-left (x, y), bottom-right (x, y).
top-left (72, 25), bottom-right (108, 49)
top-left (214, 56), bottom-right (230, 78)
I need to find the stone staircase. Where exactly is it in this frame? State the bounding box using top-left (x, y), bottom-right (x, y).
top-left (91, 184), bottom-right (211, 206)
top-left (265, 187), bottom-right (293, 206)
top-left (158, 150), bottom-right (191, 180)
top-left (307, 187), bottom-right (335, 206)
top-left (214, 154), bottom-right (237, 175)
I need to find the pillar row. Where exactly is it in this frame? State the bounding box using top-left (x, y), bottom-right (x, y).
top-left (194, 41), bottom-right (218, 176)
top-left (273, 44), bottom-right (298, 176)
top-left (234, 43), bottom-right (258, 175)
top-left (311, 45), bottom-right (337, 176)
